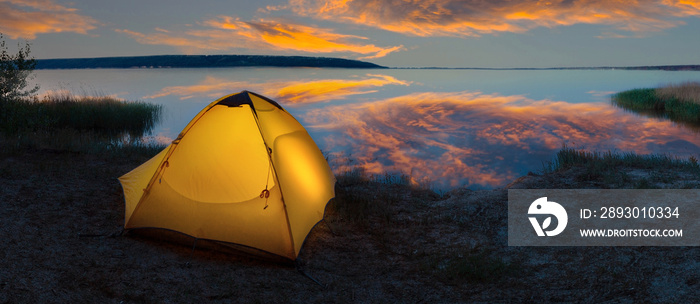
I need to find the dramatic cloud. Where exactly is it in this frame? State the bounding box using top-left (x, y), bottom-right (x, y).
top-left (663, 0), bottom-right (700, 16)
top-left (118, 16), bottom-right (402, 59)
top-left (286, 0), bottom-right (700, 37)
top-left (303, 91), bottom-right (700, 188)
top-left (0, 0), bottom-right (99, 39)
top-left (144, 74), bottom-right (410, 104)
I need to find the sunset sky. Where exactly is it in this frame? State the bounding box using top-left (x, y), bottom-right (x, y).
top-left (2, 0), bottom-right (699, 67)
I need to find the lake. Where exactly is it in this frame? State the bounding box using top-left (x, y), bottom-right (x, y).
top-left (33, 67), bottom-right (700, 189)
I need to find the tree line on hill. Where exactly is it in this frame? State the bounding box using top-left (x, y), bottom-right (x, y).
top-left (35, 55), bottom-right (387, 69)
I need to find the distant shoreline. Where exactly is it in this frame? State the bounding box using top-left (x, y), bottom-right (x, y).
top-left (391, 65), bottom-right (700, 71)
top-left (35, 54), bottom-right (387, 69)
top-left (35, 55), bottom-right (700, 71)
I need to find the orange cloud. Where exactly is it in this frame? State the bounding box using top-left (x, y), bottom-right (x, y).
top-left (118, 16), bottom-right (402, 59)
top-left (303, 91), bottom-right (700, 188)
top-left (144, 74), bottom-right (411, 105)
top-left (0, 0), bottom-right (98, 39)
top-left (287, 0), bottom-right (700, 37)
top-left (663, 0), bottom-right (700, 16)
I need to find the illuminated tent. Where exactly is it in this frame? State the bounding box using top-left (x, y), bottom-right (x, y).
top-left (118, 91), bottom-right (335, 260)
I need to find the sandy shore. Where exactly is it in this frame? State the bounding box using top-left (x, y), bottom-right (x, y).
top-left (0, 149), bottom-right (698, 303)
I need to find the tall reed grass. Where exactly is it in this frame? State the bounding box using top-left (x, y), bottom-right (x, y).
top-left (0, 92), bottom-right (163, 154)
top-left (612, 82), bottom-right (700, 124)
top-left (543, 145), bottom-right (700, 187)
top-left (546, 146), bottom-right (697, 172)
top-left (656, 81), bottom-right (700, 104)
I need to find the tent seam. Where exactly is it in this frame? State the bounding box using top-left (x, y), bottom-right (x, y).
top-left (247, 93), bottom-right (298, 259)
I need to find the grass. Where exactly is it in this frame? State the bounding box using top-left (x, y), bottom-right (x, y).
top-left (543, 145), bottom-right (700, 188)
top-left (424, 247), bottom-right (522, 284)
top-left (0, 92), bottom-right (164, 155)
top-left (1, 92), bottom-right (162, 137)
top-left (657, 81), bottom-right (700, 104)
top-left (330, 167), bottom-right (442, 224)
top-left (330, 167), bottom-right (410, 223)
top-left (546, 146), bottom-right (698, 172)
top-left (612, 82), bottom-right (700, 125)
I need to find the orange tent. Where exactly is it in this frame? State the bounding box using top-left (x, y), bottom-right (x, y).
top-left (119, 91), bottom-right (335, 260)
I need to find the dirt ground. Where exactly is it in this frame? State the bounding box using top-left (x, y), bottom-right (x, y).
top-left (0, 150), bottom-right (698, 303)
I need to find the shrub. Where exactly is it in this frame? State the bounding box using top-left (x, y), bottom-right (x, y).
top-left (0, 33), bottom-right (39, 101)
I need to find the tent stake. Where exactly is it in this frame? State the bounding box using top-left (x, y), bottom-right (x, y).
top-left (191, 238), bottom-right (199, 255)
top-left (295, 259), bottom-right (324, 288)
top-left (323, 219), bottom-right (337, 236)
top-left (296, 266), bottom-right (325, 288)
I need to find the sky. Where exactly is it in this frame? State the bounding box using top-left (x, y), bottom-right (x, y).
top-left (1, 0), bottom-right (699, 68)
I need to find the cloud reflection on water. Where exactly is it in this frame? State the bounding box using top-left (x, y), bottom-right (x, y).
top-left (144, 74), bottom-right (410, 105)
top-left (303, 91), bottom-right (700, 189)
top-left (143, 74), bottom-right (700, 189)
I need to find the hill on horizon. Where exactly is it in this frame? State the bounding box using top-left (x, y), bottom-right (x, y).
top-left (34, 55), bottom-right (700, 71)
top-left (35, 54), bottom-right (387, 69)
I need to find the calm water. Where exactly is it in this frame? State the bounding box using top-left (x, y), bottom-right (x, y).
top-left (34, 68), bottom-right (700, 189)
